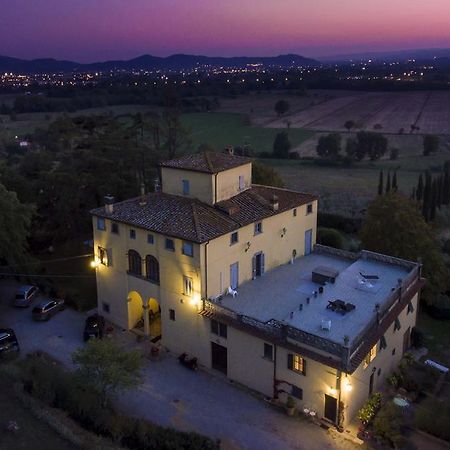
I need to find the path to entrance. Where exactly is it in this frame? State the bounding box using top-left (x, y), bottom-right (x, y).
top-left (1, 279), bottom-right (360, 450)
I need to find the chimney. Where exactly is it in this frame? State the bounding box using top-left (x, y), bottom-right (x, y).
top-left (139, 183), bottom-right (146, 206)
top-left (270, 194), bottom-right (279, 212)
top-left (224, 145), bottom-right (234, 156)
top-left (104, 195), bottom-right (115, 214)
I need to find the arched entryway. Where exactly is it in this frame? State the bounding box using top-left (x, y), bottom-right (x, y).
top-left (127, 291), bottom-right (143, 329)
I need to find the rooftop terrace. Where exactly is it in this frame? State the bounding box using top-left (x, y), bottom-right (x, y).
top-left (212, 246), bottom-right (420, 350)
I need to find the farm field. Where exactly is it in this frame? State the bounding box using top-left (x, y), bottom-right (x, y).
top-left (181, 112), bottom-right (314, 153)
top-left (219, 90), bottom-right (450, 135)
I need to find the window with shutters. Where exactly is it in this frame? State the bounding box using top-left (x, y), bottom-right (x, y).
top-left (98, 246), bottom-right (111, 266)
top-left (364, 343), bottom-right (377, 368)
top-left (288, 353), bottom-right (306, 375)
top-left (128, 249), bottom-right (142, 276)
top-left (183, 276), bottom-right (193, 296)
top-left (145, 255), bottom-right (159, 284)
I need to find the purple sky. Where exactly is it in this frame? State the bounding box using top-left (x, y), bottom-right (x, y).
top-left (1, 0), bottom-right (450, 61)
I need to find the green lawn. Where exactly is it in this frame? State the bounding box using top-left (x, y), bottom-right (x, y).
top-left (181, 112), bottom-right (314, 153)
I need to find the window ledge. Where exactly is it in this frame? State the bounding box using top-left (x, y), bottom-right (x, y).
top-left (126, 271), bottom-right (160, 285)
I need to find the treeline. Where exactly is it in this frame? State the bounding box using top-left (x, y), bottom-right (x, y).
top-left (411, 163), bottom-right (450, 222)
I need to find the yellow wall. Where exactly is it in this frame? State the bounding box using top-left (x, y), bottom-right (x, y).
top-left (202, 200), bottom-right (317, 298)
top-left (215, 163), bottom-right (252, 203)
top-left (161, 167), bottom-right (214, 204)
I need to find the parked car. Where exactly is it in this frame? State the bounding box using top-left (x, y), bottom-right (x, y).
top-left (13, 285), bottom-right (39, 307)
top-left (0, 328), bottom-right (20, 359)
top-left (32, 299), bottom-right (65, 321)
top-left (83, 314), bottom-right (105, 341)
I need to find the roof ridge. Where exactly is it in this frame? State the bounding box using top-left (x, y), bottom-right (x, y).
top-left (252, 184), bottom-right (319, 198)
top-left (204, 152), bottom-right (214, 172)
top-left (191, 202), bottom-right (202, 241)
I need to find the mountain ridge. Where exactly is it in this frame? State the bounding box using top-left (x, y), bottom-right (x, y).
top-left (0, 53), bottom-right (318, 73)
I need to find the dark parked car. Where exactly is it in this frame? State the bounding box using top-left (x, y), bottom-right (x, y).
top-left (32, 299), bottom-right (65, 321)
top-left (13, 285), bottom-right (39, 307)
top-left (83, 314), bottom-right (105, 341)
top-left (0, 329), bottom-right (20, 359)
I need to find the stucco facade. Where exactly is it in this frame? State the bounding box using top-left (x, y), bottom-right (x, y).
top-left (91, 151), bottom-right (423, 428)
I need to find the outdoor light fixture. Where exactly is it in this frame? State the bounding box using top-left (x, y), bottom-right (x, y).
top-left (329, 387), bottom-right (338, 396)
top-left (90, 259), bottom-right (100, 268)
top-left (344, 381), bottom-right (353, 392)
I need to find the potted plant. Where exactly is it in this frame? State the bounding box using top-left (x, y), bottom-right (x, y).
top-left (286, 396), bottom-right (296, 416)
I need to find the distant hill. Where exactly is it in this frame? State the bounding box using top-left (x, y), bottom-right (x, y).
top-left (0, 53), bottom-right (319, 74)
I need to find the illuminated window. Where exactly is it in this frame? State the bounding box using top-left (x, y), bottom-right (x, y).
top-left (288, 353), bottom-right (306, 375)
top-left (364, 343), bottom-right (377, 367)
top-left (183, 276), bottom-right (193, 296)
top-left (98, 246), bottom-right (110, 266)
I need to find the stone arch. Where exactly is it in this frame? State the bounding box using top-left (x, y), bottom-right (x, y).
top-left (127, 290), bottom-right (143, 329)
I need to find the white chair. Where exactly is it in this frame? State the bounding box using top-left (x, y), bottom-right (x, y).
top-left (227, 286), bottom-right (238, 298)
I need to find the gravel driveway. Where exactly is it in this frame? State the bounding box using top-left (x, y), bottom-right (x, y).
top-left (0, 280), bottom-right (360, 450)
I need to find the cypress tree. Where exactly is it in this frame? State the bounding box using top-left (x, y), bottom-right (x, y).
top-left (378, 170), bottom-right (384, 195)
top-left (416, 174), bottom-right (424, 201)
top-left (430, 179), bottom-right (437, 221)
top-left (422, 171), bottom-right (432, 221)
top-left (411, 187), bottom-right (416, 200)
top-left (392, 171), bottom-right (398, 192)
top-left (444, 169), bottom-right (450, 205)
top-left (437, 175), bottom-right (443, 209)
top-left (386, 172), bottom-right (391, 194)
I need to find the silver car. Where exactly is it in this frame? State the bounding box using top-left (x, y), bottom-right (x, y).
top-left (13, 285), bottom-right (39, 307)
top-left (32, 299), bottom-right (65, 321)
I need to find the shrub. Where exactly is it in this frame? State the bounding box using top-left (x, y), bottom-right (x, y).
top-left (357, 392), bottom-right (382, 424)
top-left (372, 402), bottom-right (404, 447)
top-left (317, 227), bottom-right (344, 249)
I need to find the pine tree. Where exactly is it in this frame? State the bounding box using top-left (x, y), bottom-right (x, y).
top-left (392, 171), bottom-right (398, 192)
top-left (386, 172), bottom-right (391, 194)
top-left (378, 170), bottom-right (384, 195)
top-left (416, 174), bottom-right (424, 201)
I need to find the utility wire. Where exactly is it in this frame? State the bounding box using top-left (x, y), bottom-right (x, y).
top-left (0, 253), bottom-right (94, 269)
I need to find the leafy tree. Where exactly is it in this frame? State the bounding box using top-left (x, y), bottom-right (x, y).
top-left (423, 135), bottom-right (439, 156)
top-left (72, 339), bottom-right (144, 406)
top-left (252, 161), bottom-right (285, 188)
top-left (356, 131), bottom-right (388, 161)
top-left (344, 120), bottom-right (355, 132)
top-left (272, 131), bottom-right (291, 159)
top-left (316, 133), bottom-right (342, 159)
top-left (345, 138), bottom-right (358, 160)
top-left (360, 194), bottom-right (448, 304)
top-left (274, 99), bottom-right (290, 116)
top-left (0, 182), bottom-right (34, 264)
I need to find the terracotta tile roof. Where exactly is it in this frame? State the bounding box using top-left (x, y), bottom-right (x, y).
top-left (91, 186), bottom-right (317, 243)
top-left (159, 152), bottom-right (251, 174)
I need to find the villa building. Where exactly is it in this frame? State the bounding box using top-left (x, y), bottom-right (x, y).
top-left (91, 151), bottom-right (424, 427)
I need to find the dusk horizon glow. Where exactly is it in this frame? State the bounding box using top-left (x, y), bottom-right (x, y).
top-left (1, 0), bottom-right (450, 62)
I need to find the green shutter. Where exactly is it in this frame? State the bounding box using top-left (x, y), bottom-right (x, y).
top-left (407, 302), bottom-right (414, 314)
top-left (394, 318), bottom-right (401, 331)
top-left (380, 335), bottom-right (387, 350)
top-left (302, 358), bottom-right (307, 376)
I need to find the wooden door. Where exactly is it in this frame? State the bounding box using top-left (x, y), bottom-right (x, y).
top-left (324, 394), bottom-right (337, 423)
